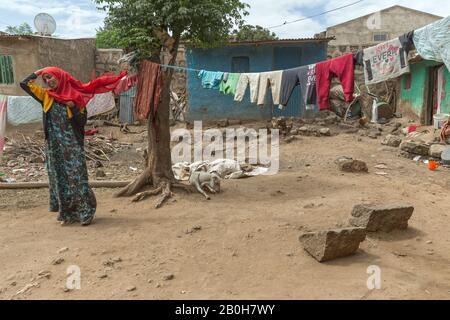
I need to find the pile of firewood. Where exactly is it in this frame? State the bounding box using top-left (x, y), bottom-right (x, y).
top-left (3, 134), bottom-right (132, 164)
top-left (3, 134), bottom-right (45, 163)
top-left (170, 90), bottom-right (187, 122)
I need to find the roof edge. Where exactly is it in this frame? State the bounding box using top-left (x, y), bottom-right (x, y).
top-left (183, 37), bottom-right (335, 48)
top-left (0, 34), bottom-right (95, 41)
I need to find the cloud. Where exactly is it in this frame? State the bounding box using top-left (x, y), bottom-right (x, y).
top-left (244, 0), bottom-right (446, 39)
top-left (243, 0), bottom-right (328, 38)
top-left (322, 0), bottom-right (446, 28)
top-left (0, 0), bottom-right (446, 39)
top-left (0, 0), bottom-right (105, 38)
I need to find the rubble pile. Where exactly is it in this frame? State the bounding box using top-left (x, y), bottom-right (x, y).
top-left (271, 110), bottom-right (342, 140)
top-left (376, 123), bottom-right (450, 163)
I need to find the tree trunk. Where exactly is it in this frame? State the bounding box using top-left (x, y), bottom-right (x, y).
top-left (115, 35), bottom-right (193, 207)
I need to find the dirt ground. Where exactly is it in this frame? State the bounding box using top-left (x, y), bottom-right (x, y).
top-left (1, 121), bottom-right (450, 300)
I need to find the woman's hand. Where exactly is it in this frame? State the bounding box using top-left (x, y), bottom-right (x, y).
top-left (67, 101), bottom-right (75, 108)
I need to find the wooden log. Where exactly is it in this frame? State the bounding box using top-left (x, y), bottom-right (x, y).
top-left (103, 120), bottom-right (121, 127)
top-left (0, 181), bottom-right (131, 190)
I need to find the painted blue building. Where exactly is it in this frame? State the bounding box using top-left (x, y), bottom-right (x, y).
top-left (185, 38), bottom-right (332, 121)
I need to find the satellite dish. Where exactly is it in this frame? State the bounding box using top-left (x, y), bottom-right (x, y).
top-left (34, 13), bottom-right (56, 36)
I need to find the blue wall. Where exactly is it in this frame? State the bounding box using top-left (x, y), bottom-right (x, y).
top-left (186, 42), bottom-right (328, 121)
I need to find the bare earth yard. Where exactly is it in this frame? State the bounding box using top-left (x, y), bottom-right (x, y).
top-left (1, 123), bottom-right (450, 299)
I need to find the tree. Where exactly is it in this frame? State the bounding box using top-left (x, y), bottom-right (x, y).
top-left (96, 0), bottom-right (249, 208)
top-left (232, 25), bottom-right (277, 41)
top-left (5, 23), bottom-right (34, 35)
top-left (96, 26), bottom-right (122, 49)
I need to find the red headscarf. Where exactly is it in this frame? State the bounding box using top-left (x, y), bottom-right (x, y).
top-left (41, 67), bottom-right (128, 109)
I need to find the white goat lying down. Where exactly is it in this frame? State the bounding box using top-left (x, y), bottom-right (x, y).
top-left (176, 159), bottom-right (270, 200)
top-left (188, 165), bottom-right (221, 200)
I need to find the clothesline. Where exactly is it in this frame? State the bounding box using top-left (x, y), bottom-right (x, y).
top-left (150, 15), bottom-right (448, 112)
top-left (156, 16), bottom-right (448, 82)
top-left (160, 64), bottom-right (202, 73)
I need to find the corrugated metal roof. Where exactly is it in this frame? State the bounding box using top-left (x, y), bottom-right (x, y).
top-left (184, 37), bottom-right (335, 48)
top-left (226, 37), bottom-right (335, 45)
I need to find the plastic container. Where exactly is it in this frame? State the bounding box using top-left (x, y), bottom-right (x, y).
top-left (433, 113), bottom-right (449, 129)
top-left (428, 160), bottom-right (439, 171)
top-left (371, 99), bottom-right (378, 123)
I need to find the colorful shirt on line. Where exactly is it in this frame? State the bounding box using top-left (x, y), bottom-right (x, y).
top-left (363, 37), bottom-right (410, 85)
top-left (219, 73), bottom-right (241, 95)
top-left (280, 64), bottom-right (317, 107)
top-left (198, 70), bottom-right (224, 90)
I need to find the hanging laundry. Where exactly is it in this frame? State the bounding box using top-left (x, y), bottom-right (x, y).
top-left (86, 92), bottom-right (116, 118)
top-left (234, 73), bottom-right (260, 103)
top-left (113, 74), bottom-right (138, 95)
top-left (316, 53), bottom-right (355, 111)
top-left (219, 73), bottom-right (241, 95)
top-left (399, 30), bottom-right (415, 55)
top-left (6, 96), bottom-right (42, 126)
top-left (413, 16), bottom-right (450, 71)
top-left (198, 70), bottom-right (224, 90)
top-left (280, 64), bottom-right (317, 107)
top-left (0, 95), bottom-right (7, 158)
top-left (134, 60), bottom-right (163, 121)
top-left (353, 51), bottom-right (364, 66)
top-left (363, 37), bottom-right (410, 85)
top-left (257, 71), bottom-right (283, 105)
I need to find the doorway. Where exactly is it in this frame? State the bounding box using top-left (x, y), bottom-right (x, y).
top-left (425, 65), bottom-right (441, 125)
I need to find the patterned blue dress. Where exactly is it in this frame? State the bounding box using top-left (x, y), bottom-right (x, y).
top-left (45, 102), bottom-right (97, 224)
top-left (21, 73), bottom-right (96, 225)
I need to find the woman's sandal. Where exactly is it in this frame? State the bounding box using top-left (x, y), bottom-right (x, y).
top-left (60, 219), bottom-right (77, 226)
top-left (80, 216), bottom-right (94, 226)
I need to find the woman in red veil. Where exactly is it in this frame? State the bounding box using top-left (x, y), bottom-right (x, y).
top-left (21, 67), bottom-right (127, 226)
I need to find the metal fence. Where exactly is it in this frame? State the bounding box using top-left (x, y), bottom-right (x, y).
top-left (119, 86), bottom-right (136, 124)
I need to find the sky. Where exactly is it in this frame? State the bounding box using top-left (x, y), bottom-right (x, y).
top-left (0, 0), bottom-right (446, 39)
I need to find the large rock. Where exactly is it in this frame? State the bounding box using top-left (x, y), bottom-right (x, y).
top-left (381, 134), bottom-right (402, 147)
top-left (429, 144), bottom-right (448, 158)
top-left (350, 203), bottom-right (414, 232)
top-left (400, 141), bottom-right (430, 156)
top-left (298, 126), bottom-right (312, 134)
top-left (319, 128), bottom-right (331, 136)
top-left (336, 157), bottom-right (368, 173)
top-left (299, 228), bottom-right (366, 262)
